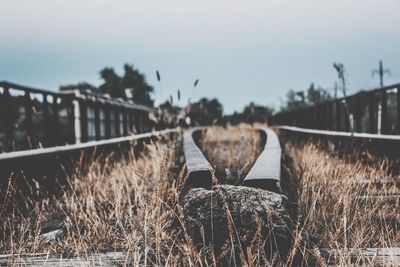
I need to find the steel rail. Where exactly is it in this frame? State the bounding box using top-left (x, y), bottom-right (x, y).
top-left (276, 125), bottom-right (400, 141)
top-left (243, 128), bottom-right (281, 191)
top-left (0, 128), bottom-right (180, 187)
top-left (183, 128), bottom-right (213, 188)
top-left (0, 128), bottom-right (179, 162)
top-left (183, 127), bottom-right (282, 191)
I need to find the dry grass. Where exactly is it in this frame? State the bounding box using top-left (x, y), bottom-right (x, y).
top-left (1, 126), bottom-right (399, 266)
top-left (285, 141), bottom-right (400, 265)
top-left (199, 125), bottom-right (262, 184)
top-left (0, 137), bottom-right (202, 265)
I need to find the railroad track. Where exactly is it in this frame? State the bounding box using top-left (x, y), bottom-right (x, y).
top-left (184, 126), bottom-right (398, 265)
top-left (183, 127), bottom-right (282, 191)
top-left (276, 125), bottom-right (400, 201)
top-left (2, 126), bottom-right (399, 265)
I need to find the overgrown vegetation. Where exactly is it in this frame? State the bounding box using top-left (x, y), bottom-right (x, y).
top-left (1, 127), bottom-right (399, 266)
top-left (1, 138), bottom-right (187, 264)
top-left (199, 125), bottom-right (263, 184)
top-left (285, 139), bottom-right (400, 265)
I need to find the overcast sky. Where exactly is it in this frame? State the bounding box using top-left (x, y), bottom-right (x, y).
top-left (1, 0), bottom-right (399, 113)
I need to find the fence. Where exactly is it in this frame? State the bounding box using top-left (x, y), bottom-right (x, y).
top-left (272, 83), bottom-right (400, 135)
top-left (0, 81), bottom-right (153, 153)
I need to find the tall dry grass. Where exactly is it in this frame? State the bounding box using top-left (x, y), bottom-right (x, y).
top-left (1, 126), bottom-right (399, 266)
top-left (285, 141), bottom-right (400, 265)
top-left (198, 126), bottom-right (399, 265)
top-left (0, 137), bottom-right (203, 265)
top-left (199, 125), bottom-right (262, 185)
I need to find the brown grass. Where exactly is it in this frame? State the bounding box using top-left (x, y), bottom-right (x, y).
top-left (199, 125), bottom-right (262, 184)
top-left (1, 127), bottom-right (399, 266)
top-left (285, 141), bottom-right (400, 265)
top-left (1, 137), bottom-right (197, 265)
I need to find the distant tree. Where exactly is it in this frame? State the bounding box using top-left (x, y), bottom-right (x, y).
top-left (98, 67), bottom-right (124, 98)
top-left (58, 63), bottom-right (155, 107)
top-left (223, 111), bottom-right (243, 126)
top-left (282, 83), bottom-right (331, 111)
top-left (59, 82), bottom-right (96, 92)
top-left (242, 102), bottom-right (274, 124)
top-left (306, 83), bottom-right (332, 105)
top-left (187, 98), bottom-right (223, 126)
top-left (283, 89), bottom-right (306, 111)
top-left (122, 64), bottom-right (154, 106)
top-left (223, 103), bottom-right (274, 125)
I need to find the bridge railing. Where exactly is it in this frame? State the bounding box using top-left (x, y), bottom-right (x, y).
top-left (0, 81), bottom-right (153, 153)
top-left (272, 83), bottom-right (400, 135)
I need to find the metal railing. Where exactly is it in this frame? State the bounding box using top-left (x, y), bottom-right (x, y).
top-left (0, 81), bottom-right (153, 153)
top-left (272, 83), bottom-right (400, 135)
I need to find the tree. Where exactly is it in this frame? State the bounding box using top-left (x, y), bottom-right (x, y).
top-left (283, 90), bottom-right (306, 111)
top-left (59, 82), bottom-right (96, 92)
top-left (242, 102), bottom-right (274, 124)
top-left (98, 67), bottom-right (124, 98)
top-left (282, 83), bottom-right (331, 112)
top-left (307, 83), bottom-right (331, 105)
top-left (223, 103), bottom-right (274, 125)
top-left (121, 64), bottom-right (154, 106)
top-left (187, 98), bottom-right (223, 126)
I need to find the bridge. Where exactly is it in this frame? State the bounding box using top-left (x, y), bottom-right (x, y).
top-left (1, 81), bottom-right (399, 266)
top-left (0, 81), bottom-right (152, 153)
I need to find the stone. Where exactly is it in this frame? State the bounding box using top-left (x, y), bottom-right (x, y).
top-left (40, 229), bottom-right (63, 243)
top-left (182, 184), bottom-right (295, 262)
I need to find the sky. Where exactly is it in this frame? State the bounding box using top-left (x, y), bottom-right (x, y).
top-left (1, 0), bottom-right (400, 114)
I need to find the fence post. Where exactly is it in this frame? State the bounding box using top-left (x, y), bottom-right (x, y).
top-left (380, 88), bottom-right (388, 134)
top-left (114, 108), bottom-right (120, 137)
top-left (68, 97), bottom-right (77, 144)
top-left (43, 94), bottom-right (50, 147)
top-left (354, 94), bottom-right (362, 132)
top-left (105, 105), bottom-right (111, 139)
top-left (128, 109), bottom-right (134, 134)
top-left (322, 104), bottom-right (328, 130)
top-left (122, 108), bottom-right (128, 136)
top-left (52, 97), bottom-right (60, 146)
top-left (327, 102), bottom-right (333, 130)
top-left (24, 91), bottom-right (33, 148)
top-left (313, 105), bottom-right (318, 129)
top-left (397, 87), bottom-right (400, 134)
top-left (79, 100), bottom-right (88, 143)
top-left (307, 107), bottom-right (313, 128)
top-left (2, 85), bottom-right (13, 151)
top-left (336, 100), bottom-right (341, 131)
top-left (368, 92), bottom-right (376, 134)
top-left (94, 103), bottom-right (100, 140)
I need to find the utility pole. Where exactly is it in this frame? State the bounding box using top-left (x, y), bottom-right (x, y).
top-left (372, 60), bottom-right (391, 134)
top-left (372, 60), bottom-right (391, 88)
